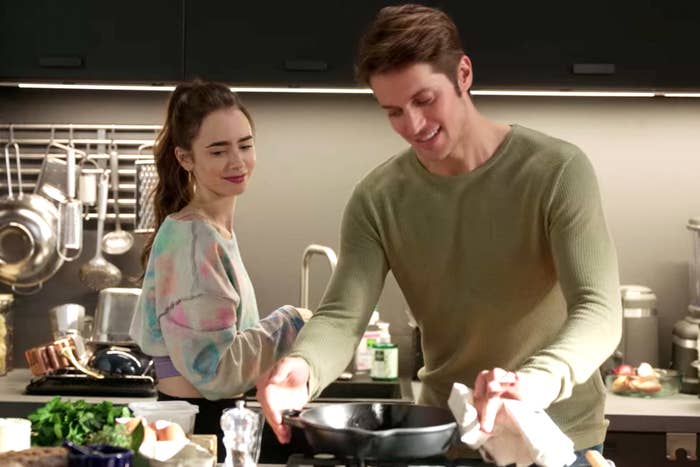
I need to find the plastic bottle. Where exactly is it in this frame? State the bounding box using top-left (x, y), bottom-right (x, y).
top-left (354, 310), bottom-right (381, 373)
top-left (371, 321), bottom-right (399, 381)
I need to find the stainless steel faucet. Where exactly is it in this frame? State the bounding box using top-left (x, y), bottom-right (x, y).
top-left (300, 244), bottom-right (338, 309)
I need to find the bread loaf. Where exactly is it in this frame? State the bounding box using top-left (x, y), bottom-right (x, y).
top-left (0, 446), bottom-right (68, 467)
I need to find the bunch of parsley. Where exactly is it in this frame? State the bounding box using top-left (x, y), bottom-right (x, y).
top-left (27, 396), bottom-right (132, 447)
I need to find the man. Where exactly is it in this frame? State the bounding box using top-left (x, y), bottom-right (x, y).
top-left (257, 4), bottom-right (621, 464)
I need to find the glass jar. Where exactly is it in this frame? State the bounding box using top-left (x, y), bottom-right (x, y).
top-left (0, 294), bottom-right (14, 376)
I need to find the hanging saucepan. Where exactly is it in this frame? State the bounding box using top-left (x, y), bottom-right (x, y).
top-left (0, 143), bottom-right (64, 294)
top-left (283, 403), bottom-right (457, 460)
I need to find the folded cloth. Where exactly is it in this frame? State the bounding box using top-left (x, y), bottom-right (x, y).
top-left (447, 382), bottom-right (577, 467)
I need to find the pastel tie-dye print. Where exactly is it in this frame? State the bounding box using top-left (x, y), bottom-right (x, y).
top-left (129, 214), bottom-right (307, 400)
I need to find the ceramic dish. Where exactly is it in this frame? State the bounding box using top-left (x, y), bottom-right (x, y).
top-left (605, 368), bottom-right (681, 397)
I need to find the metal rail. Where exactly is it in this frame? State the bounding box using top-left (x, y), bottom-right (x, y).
top-left (0, 124), bottom-right (161, 131)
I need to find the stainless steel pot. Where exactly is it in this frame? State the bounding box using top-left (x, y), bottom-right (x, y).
top-left (91, 287), bottom-right (141, 344)
top-left (0, 143), bottom-right (63, 293)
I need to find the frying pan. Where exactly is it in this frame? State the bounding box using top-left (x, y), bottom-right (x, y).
top-left (283, 403), bottom-right (457, 460)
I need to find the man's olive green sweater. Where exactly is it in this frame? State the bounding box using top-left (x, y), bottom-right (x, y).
top-left (290, 124), bottom-right (622, 450)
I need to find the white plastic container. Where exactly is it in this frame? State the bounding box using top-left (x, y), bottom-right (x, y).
top-left (128, 400), bottom-right (199, 434)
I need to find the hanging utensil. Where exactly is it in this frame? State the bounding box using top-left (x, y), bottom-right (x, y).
top-left (101, 142), bottom-right (133, 255)
top-left (134, 143), bottom-right (157, 233)
top-left (78, 143), bottom-right (99, 208)
top-left (0, 141), bottom-right (63, 294)
top-left (56, 144), bottom-right (83, 262)
top-left (79, 172), bottom-right (122, 291)
top-left (135, 160), bottom-right (157, 233)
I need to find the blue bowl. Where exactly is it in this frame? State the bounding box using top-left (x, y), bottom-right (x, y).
top-left (64, 442), bottom-right (133, 467)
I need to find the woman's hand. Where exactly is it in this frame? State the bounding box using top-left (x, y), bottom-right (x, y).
top-left (473, 367), bottom-right (523, 433)
top-left (296, 307), bottom-right (313, 322)
top-left (256, 357), bottom-right (310, 443)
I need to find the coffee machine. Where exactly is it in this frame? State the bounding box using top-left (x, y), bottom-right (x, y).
top-left (670, 217), bottom-right (700, 394)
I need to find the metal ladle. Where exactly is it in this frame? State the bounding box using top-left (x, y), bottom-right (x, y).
top-left (79, 172), bottom-right (122, 291)
top-left (101, 143), bottom-right (133, 255)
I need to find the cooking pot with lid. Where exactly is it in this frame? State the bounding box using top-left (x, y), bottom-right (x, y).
top-left (283, 403), bottom-right (456, 460)
top-left (88, 345), bottom-right (149, 376)
top-left (0, 143), bottom-right (63, 293)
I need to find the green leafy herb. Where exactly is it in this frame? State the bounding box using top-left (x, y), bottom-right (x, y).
top-left (27, 396), bottom-right (131, 446)
top-left (85, 423), bottom-right (131, 448)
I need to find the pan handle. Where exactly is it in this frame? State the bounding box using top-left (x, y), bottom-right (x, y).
top-left (282, 409), bottom-right (305, 429)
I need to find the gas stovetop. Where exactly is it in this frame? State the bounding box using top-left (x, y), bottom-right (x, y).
top-left (283, 453), bottom-right (489, 467)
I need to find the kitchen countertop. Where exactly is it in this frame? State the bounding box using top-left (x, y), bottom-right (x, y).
top-left (1, 371), bottom-right (698, 433)
top-left (0, 369), bottom-right (157, 405)
top-left (0, 369), bottom-right (414, 406)
top-left (411, 381), bottom-right (700, 433)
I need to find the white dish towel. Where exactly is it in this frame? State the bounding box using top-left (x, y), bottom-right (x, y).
top-left (447, 382), bottom-right (577, 467)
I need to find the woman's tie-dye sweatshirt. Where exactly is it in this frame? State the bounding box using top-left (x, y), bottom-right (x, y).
top-left (129, 212), bottom-right (308, 400)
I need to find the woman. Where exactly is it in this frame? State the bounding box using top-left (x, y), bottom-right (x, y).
top-left (129, 80), bottom-right (311, 457)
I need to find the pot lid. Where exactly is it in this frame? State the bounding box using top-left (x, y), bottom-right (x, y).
top-left (620, 285), bottom-right (657, 308)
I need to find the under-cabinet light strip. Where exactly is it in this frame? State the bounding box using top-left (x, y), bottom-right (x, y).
top-left (15, 83), bottom-right (372, 94)
top-left (8, 82), bottom-right (699, 97)
top-left (664, 93), bottom-right (700, 98)
top-left (16, 83), bottom-right (176, 91)
top-left (471, 90), bottom-right (655, 97)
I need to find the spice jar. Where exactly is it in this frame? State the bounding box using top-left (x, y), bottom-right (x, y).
top-left (220, 401), bottom-right (263, 467)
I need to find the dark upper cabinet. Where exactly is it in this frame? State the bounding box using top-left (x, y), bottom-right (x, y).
top-left (1, 1), bottom-right (697, 90)
top-left (653, 2), bottom-right (700, 91)
top-left (440, 2), bottom-right (663, 91)
top-left (0, 1), bottom-right (183, 82)
top-left (185, 1), bottom-right (393, 86)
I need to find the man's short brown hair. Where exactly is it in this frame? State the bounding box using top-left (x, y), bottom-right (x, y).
top-left (355, 4), bottom-right (465, 92)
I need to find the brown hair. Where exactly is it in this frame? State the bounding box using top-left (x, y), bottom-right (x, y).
top-left (356, 4), bottom-right (465, 93)
top-left (140, 80), bottom-right (254, 272)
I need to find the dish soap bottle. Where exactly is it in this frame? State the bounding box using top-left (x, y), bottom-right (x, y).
top-left (354, 310), bottom-right (381, 373)
top-left (371, 321), bottom-right (399, 381)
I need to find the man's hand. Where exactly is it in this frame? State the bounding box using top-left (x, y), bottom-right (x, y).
top-left (473, 367), bottom-right (522, 433)
top-left (256, 357), bottom-right (310, 443)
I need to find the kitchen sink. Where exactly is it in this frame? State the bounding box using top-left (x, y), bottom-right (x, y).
top-left (317, 380), bottom-right (402, 400)
top-left (245, 374), bottom-right (412, 403)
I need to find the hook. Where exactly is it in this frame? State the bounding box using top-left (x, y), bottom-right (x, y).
top-left (49, 127), bottom-right (56, 144)
top-left (4, 141), bottom-right (22, 198)
top-left (137, 143), bottom-right (154, 156)
top-left (68, 124), bottom-right (74, 148)
top-left (8, 124), bottom-right (14, 143)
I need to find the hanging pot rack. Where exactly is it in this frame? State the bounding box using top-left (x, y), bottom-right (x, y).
top-left (0, 123), bottom-right (159, 225)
